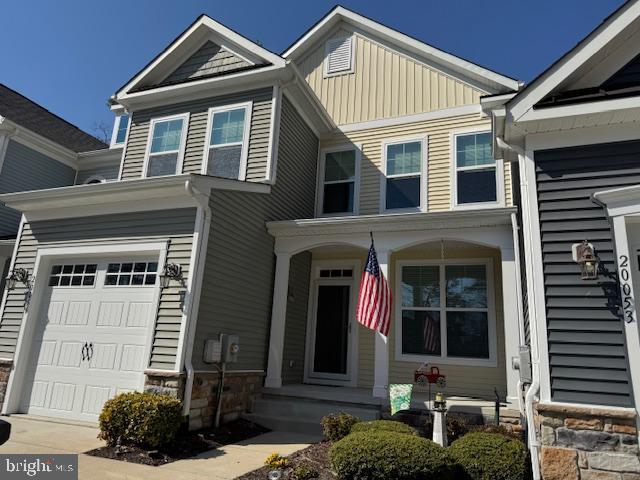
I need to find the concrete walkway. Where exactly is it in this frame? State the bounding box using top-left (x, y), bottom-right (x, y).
top-left (0, 415), bottom-right (320, 479)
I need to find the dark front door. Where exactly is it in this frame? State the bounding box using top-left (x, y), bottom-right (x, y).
top-left (312, 284), bottom-right (350, 379)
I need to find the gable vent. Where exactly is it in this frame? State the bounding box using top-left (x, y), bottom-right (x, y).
top-left (325, 36), bottom-right (353, 75)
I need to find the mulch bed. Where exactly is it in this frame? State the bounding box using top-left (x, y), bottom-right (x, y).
top-left (85, 419), bottom-right (270, 466)
top-left (236, 441), bottom-right (336, 480)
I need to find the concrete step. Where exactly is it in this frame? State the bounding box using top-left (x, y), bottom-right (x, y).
top-left (244, 394), bottom-right (381, 435)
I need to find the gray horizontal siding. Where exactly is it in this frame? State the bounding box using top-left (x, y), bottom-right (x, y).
top-left (0, 140), bottom-right (76, 237)
top-left (0, 209), bottom-right (196, 371)
top-left (75, 164), bottom-right (119, 184)
top-left (161, 41), bottom-right (251, 86)
top-left (192, 95), bottom-right (319, 372)
top-left (121, 88), bottom-right (273, 181)
top-left (535, 140), bottom-right (639, 407)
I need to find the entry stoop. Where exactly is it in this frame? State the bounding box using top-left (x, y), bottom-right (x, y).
top-left (243, 387), bottom-right (381, 435)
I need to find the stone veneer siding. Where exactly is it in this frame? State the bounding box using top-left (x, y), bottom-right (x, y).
top-left (537, 403), bottom-right (640, 479)
top-left (188, 371), bottom-right (264, 430)
top-left (0, 359), bottom-right (11, 410)
top-left (144, 370), bottom-right (186, 400)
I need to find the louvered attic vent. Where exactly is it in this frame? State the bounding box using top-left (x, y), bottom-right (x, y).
top-left (325, 36), bottom-right (353, 75)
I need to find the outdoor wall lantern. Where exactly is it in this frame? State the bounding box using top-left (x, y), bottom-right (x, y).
top-left (572, 240), bottom-right (598, 280)
top-left (6, 268), bottom-right (30, 291)
top-left (159, 262), bottom-right (183, 289)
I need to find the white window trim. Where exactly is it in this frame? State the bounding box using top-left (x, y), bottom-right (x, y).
top-left (394, 258), bottom-right (498, 367)
top-left (316, 143), bottom-right (361, 217)
top-left (142, 112), bottom-right (190, 178)
top-left (110, 114), bottom-right (130, 148)
top-left (201, 101), bottom-right (252, 181)
top-left (324, 35), bottom-right (356, 78)
top-left (451, 128), bottom-right (505, 211)
top-left (380, 135), bottom-right (428, 214)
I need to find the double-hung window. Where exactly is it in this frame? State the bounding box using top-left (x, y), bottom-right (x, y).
top-left (144, 114), bottom-right (188, 177)
top-left (204, 102), bottom-right (251, 180)
top-left (398, 260), bottom-right (494, 365)
top-left (454, 132), bottom-right (499, 206)
top-left (111, 115), bottom-right (129, 147)
top-left (383, 139), bottom-right (424, 211)
top-left (320, 147), bottom-right (359, 215)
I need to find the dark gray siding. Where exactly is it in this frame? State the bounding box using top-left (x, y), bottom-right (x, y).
top-left (191, 95), bottom-right (319, 371)
top-left (602, 53), bottom-right (640, 90)
top-left (122, 88), bottom-right (272, 181)
top-left (282, 252), bottom-right (311, 384)
top-left (512, 162), bottom-right (530, 345)
top-left (0, 141), bottom-right (76, 237)
top-left (0, 209), bottom-right (196, 370)
top-left (535, 140), bottom-right (639, 407)
top-left (161, 41), bottom-right (251, 86)
top-left (75, 164), bottom-right (120, 184)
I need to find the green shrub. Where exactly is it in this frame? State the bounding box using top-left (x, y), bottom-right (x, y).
top-left (292, 463), bottom-right (319, 480)
top-left (449, 432), bottom-right (527, 480)
top-left (350, 419), bottom-right (417, 436)
top-left (98, 392), bottom-right (182, 448)
top-left (469, 423), bottom-right (523, 441)
top-left (321, 412), bottom-right (360, 442)
top-left (330, 431), bottom-right (454, 480)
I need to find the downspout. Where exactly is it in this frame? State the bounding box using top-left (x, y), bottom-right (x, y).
top-left (180, 179), bottom-right (212, 416)
top-left (497, 136), bottom-right (541, 480)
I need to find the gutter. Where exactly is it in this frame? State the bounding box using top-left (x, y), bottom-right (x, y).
top-left (497, 136), bottom-right (541, 480)
top-left (180, 180), bottom-right (213, 416)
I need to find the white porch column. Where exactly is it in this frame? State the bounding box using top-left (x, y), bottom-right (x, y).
top-left (264, 252), bottom-right (291, 389)
top-left (500, 246), bottom-right (521, 405)
top-left (373, 249), bottom-right (390, 399)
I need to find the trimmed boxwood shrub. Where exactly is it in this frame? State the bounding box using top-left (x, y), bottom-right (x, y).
top-left (449, 432), bottom-right (527, 480)
top-left (98, 392), bottom-right (183, 448)
top-left (321, 412), bottom-right (360, 442)
top-left (330, 431), bottom-right (454, 480)
top-left (350, 419), bottom-right (418, 436)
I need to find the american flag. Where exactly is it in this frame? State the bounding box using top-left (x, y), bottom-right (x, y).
top-left (356, 240), bottom-right (392, 336)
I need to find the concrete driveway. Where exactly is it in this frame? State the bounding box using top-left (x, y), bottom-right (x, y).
top-left (0, 415), bottom-right (320, 479)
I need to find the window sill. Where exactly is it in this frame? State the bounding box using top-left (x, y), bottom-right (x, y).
top-left (317, 211), bottom-right (358, 219)
top-left (451, 202), bottom-right (504, 212)
top-left (395, 353), bottom-right (497, 368)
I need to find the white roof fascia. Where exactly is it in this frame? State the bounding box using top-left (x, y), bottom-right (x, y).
top-left (117, 15), bottom-right (286, 97)
top-left (508, 0), bottom-right (640, 122)
top-left (284, 6), bottom-right (520, 93)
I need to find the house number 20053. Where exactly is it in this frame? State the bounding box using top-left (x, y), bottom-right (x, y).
top-left (619, 255), bottom-right (635, 324)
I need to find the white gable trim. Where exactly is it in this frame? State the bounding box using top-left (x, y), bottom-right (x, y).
top-left (117, 15), bottom-right (285, 97)
top-left (508, 0), bottom-right (640, 121)
top-left (284, 6), bottom-right (520, 94)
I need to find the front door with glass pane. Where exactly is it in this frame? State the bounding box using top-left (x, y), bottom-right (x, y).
top-left (307, 265), bottom-right (356, 383)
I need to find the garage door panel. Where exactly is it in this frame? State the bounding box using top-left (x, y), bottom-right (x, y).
top-left (96, 302), bottom-right (125, 327)
top-left (22, 256), bottom-right (159, 422)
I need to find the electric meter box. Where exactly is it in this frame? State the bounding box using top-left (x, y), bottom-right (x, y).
top-left (203, 338), bottom-right (222, 363)
top-left (221, 334), bottom-right (239, 363)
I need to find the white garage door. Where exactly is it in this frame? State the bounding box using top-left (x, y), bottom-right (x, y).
top-left (21, 258), bottom-right (159, 422)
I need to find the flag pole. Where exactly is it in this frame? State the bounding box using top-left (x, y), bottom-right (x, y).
top-left (370, 231), bottom-right (374, 246)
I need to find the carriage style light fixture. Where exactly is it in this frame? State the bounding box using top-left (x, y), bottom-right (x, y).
top-left (159, 262), bottom-right (183, 289)
top-left (5, 267), bottom-right (31, 291)
top-left (572, 240), bottom-right (599, 280)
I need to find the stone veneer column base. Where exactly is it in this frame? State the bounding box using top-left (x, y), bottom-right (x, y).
top-left (0, 359), bottom-right (12, 411)
top-left (188, 371), bottom-right (264, 430)
top-left (536, 402), bottom-right (640, 480)
top-left (144, 370), bottom-right (186, 400)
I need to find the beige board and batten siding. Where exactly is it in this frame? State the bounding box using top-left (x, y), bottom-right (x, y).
top-left (121, 88), bottom-right (273, 181)
top-left (312, 243), bottom-right (507, 399)
top-left (160, 41), bottom-right (252, 86)
top-left (297, 28), bottom-right (485, 125)
top-left (0, 209), bottom-right (196, 371)
top-left (191, 96), bottom-right (318, 372)
top-left (321, 113), bottom-right (512, 213)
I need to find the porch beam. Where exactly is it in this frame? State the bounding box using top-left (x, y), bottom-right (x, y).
top-left (265, 252), bottom-right (291, 389)
top-left (373, 249), bottom-right (389, 399)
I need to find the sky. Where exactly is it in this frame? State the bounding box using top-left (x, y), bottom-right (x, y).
top-left (1, 0), bottom-right (626, 140)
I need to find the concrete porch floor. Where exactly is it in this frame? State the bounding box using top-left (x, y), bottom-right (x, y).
top-left (0, 415), bottom-right (320, 480)
top-left (264, 384), bottom-right (519, 422)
